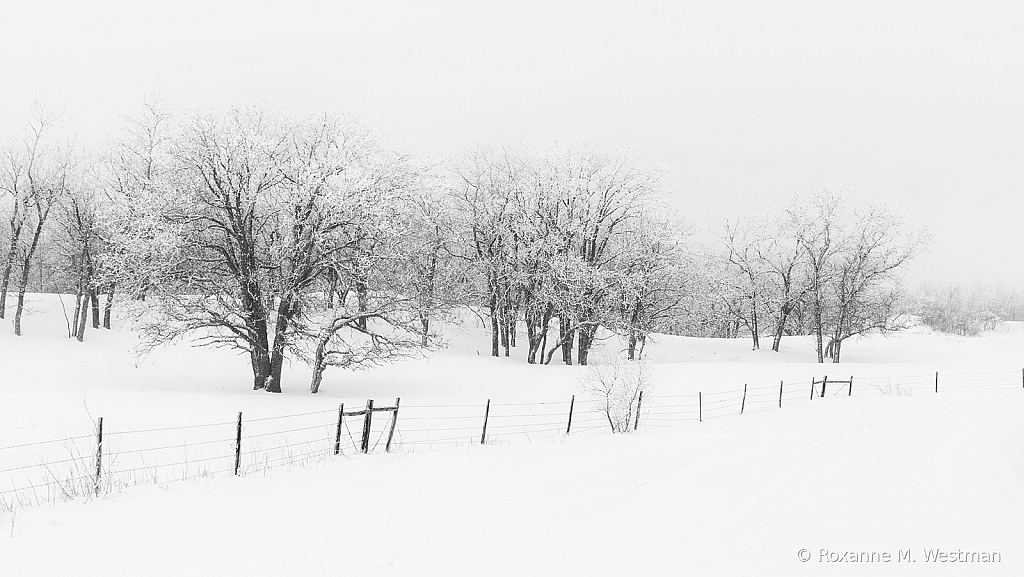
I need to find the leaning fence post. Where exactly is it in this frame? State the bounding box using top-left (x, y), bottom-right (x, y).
top-left (634, 391), bottom-right (643, 431)
top-left (849, 375), bottom-right (854, 396)
top-left (740, 384), bottom-right (747, 415)
top-left (334, 403), bottom-right (345, 456)
top-left (234, 412), bottom-right (242, 475)
top-left (566, 395), bottom-right (575, 435)
top-left (94, 417), bottom-right (104, 495)
top-left (480, 399), bottom-right (491, 445)
top-left (386, 397), bottom-right (400, 452)
top-left (361, 399), bottom-right (373, 453)
top-left (935, 371), bottom-right (939, 393)
top-left (809, 379), bottom-right (815, 401)
top-left (698, 392), bottom-right (702, 422)
top-left (821, 375), bottom-right (828, 398)
top-left (778, 380), bottom-right (783, 408)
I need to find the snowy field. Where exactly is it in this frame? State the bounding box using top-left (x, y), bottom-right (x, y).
top-left (2, 294), bottom-right (1024, 575)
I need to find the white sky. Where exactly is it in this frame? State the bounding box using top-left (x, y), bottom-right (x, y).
top-left (1, 0), bottom-right (1021, 286)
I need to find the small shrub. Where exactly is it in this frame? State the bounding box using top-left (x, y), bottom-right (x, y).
top-left (579, 358), bottom-right (655, 433)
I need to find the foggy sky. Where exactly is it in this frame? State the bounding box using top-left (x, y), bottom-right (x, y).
top-left (1, 0), bottom-right (1021, 286)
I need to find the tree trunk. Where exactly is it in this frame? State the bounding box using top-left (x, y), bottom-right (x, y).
top-left (750, 300), bottom-right (760, 350)
top-left (627, 333), bottom-right (637, 361)
top-left (771, 305), bottom-right (791, 352)
top-left (488, 292), bottom-right (499, 357)
top-left (265, 297), bottom-right (294, 394)
top-left (525, 305), bottom-right (551, 364)
top-left (559, 313), bottom-right (574, 365)
top-left (0, 246), bottom-right (18, 320)
top-left (832, 338), bottom-right (843, 363)
top-left (508, 310), bottom-right (516, 348)
top-left (355, 280), bottom-right (368, 331)
top-left (89, 291), bottom-right (101, 329)
top-left (499, 306), bottom-right (509, 357)
top-left (419, 314), bottom-right (430, 347)
top-left (103, 286), bottom-right (114, 329)
top-left (812, 292), bottom-right (825, 363)
top-left (309, 327), bottom-right (331, 394)
top-left (526, 313), bottom-right (538, 364)
top-left (577, 323), bottom-right (597, 366)
top-left (325, 267), bottom-right (338, 308)
top-left (13, 220), bottom-right (46, 336)
top-left (76, 293), bottom-right (88, 342)
top-left (71, 290), bottom-right (84, 340)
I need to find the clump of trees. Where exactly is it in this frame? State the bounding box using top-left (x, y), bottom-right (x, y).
top-left (450, 145), bottom-right (694, 366)
top-left (716, 189), bottom-right (928, 362)
top-left (0, 100), bottom-right (937, 393)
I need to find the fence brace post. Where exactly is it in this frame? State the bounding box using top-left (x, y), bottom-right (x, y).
top-left (848, 375), bottom-right (854, 396)
top-left (361, 399), bottom-right (373, 453)
top-left (740, 384), bottom-right (747, 415)
top-left (634, 391), bottom-right (643, 431)
top-left (821, 375), bottom-right (828, 398)
top-left (334, 403), bottom-right (344, 455)
top-left (480, 399), bottom-right (491, 445)
top-left (566, 395), bottom-right (575, 435)
top-left (94, 417), bottom-right (104, 495)
top-left (386, 397), bottom-right (400, 452)
top-left (234, 412), bottom-right (242, 475)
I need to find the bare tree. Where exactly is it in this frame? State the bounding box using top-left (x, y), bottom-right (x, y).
top-left (719, 217), bottom-right (769, 350)
top-left (0, 108), bottom-right (71, 335)
top-left (613, 209), bottom-right (692, 360)
top-left (822, 204), bottom-right (927, 362)
top-left (787, 189), bottom-right (843, 363)
top-left (757, 215), bottom-right (809, 352)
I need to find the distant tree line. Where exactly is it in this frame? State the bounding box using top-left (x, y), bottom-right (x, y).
top-left (911, 282), bottom-right (1024, 336)
top-left (0, 102), bottom-right (937, 393)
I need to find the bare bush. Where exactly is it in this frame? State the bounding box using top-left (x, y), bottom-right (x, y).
top-left (579, 357), bottom-right (655, 432)
top-left (871, 378), bottom-right (914, 397)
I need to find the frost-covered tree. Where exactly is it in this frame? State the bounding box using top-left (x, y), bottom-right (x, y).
top-left (821, 204), bottom-right (926, 361)
top-left (787, 189), bottom-right (843, 363)
top-left (611, 209), bottom-right (692, 360)
top-left (52, 170), bottom-right (106, 340)
top-left (719, 217), bottom-right (771, 350)
top-left (0, 108), bottom-right (72, 335)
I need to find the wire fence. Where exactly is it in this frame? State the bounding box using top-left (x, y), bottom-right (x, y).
top-left (2, 367), bottom-right (1022, 510)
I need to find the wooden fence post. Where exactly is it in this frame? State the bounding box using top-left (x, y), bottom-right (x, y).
top-left (361, 399), bottom-right (373, 453)
top-left (778, 380), bottom-right (783, 408)
top-left (698, 392), bottom-right (702, 422)
top-left (234, 412), bottom-right (242, 475)
top-left (849, 375), bottom-right (854, 396)
top-left (740, 384), bottom-right (747, 415)
top-left (480, 399), bottom-right (491, 445)
top-left (334, 403), bottom-right (344, 455)
top-left (94, 417), bottom-right (103, 495)
top-left (935, 371), bottom-right (939, 393)
top-left (634, 391), bottom-right (643, 431)
top-left (386, 397), bottom-right (400, 452)
top-left (810, 379), bottom-right (815, 400)
top-left (566, 395), bottom-right (575, 435)
top-left (821, 375), bottom-right (828, 398)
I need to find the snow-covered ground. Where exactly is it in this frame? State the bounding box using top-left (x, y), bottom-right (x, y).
top-left (2, 294), bottom-right (1023, 575)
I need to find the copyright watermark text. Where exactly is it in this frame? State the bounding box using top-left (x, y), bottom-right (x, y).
top-left (798, 548), bottom-right (1002, 564)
